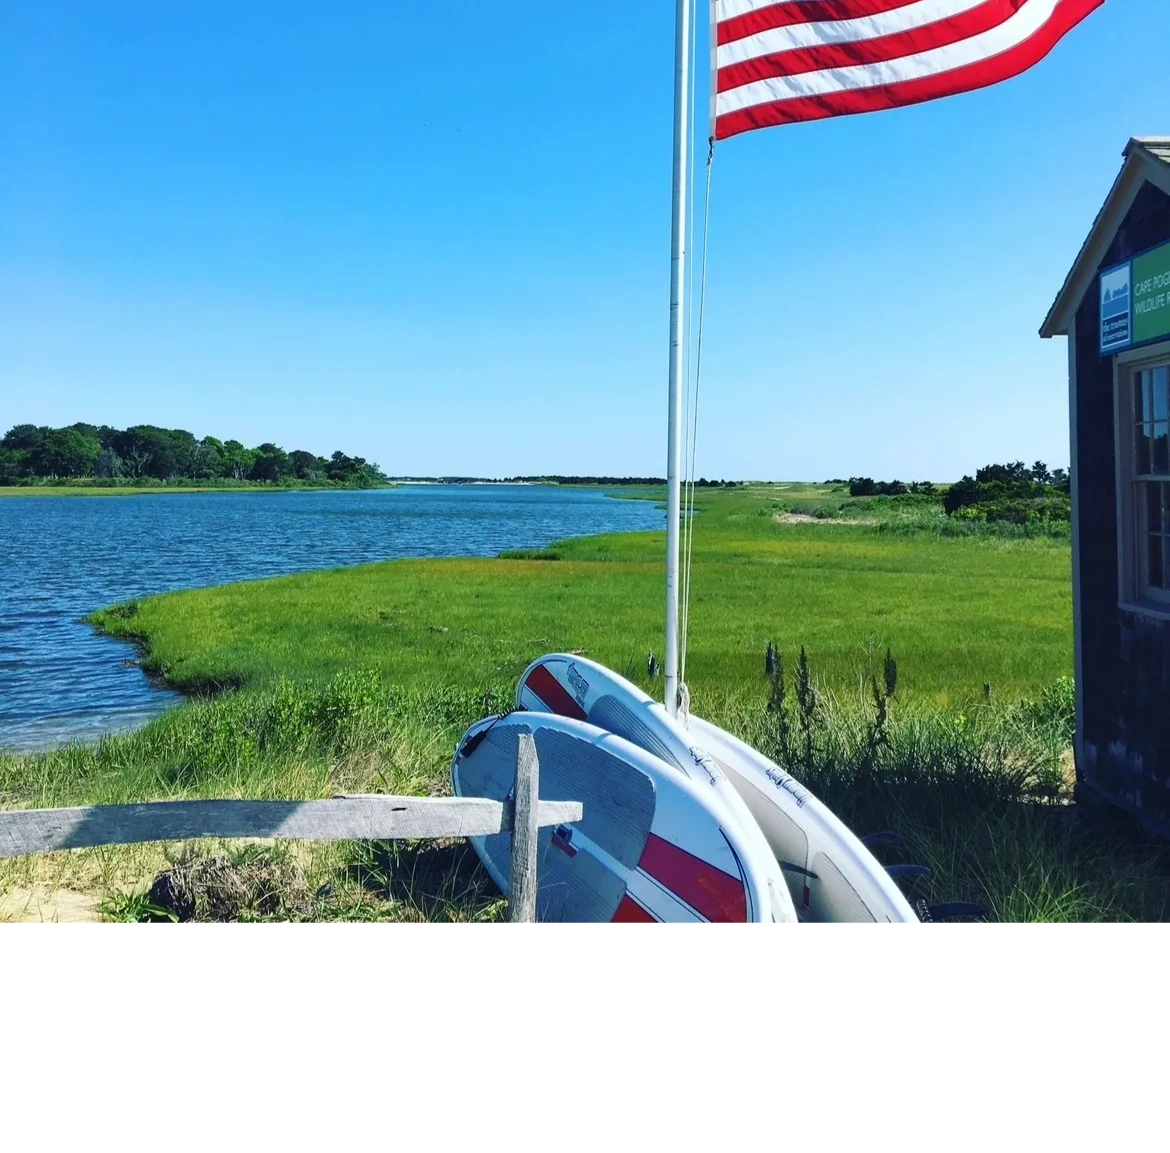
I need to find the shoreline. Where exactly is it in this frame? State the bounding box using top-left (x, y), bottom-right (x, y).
top-left (1, 484), bottom-right (665, 752)
top-left (0, 479), bottom-right (653, 498)
top-left (83, 485), bottom-right (664, 704)
top-left (79, 485), bottom-right (1068, 709)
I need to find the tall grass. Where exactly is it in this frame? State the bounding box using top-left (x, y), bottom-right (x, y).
top-left (0, 671), bottom-right (514, 921)
top-left (5, 661), bottom-right (1167, 922)
top-left (711, 656), bottom-right (1169, 923)
top-left (0, 671), bottom-right (500, 811)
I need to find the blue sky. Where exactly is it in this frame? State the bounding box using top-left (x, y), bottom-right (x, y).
top-left (1, 2), bottom-right (1166, 481)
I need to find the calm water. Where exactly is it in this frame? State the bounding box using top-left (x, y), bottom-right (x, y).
top-left (0, 486), bottom-right (664, 753)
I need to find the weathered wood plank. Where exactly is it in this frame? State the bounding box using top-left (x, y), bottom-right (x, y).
top-left (0, 795), bottom-right (583, 860)
top-left (507, 732), bottom-right (539, 923)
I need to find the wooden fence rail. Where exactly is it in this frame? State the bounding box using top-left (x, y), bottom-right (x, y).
top-left (0, 732), bottom-right (579, 923)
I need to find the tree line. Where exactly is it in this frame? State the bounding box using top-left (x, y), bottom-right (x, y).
top-left (384, 475), bottom-right (742, 487)
top-left (837, 461), bottom-right (1071, 526)
top-left (506, 476), bottom-right (741, 487)
top-left (843, 478), bottom-right (938, 497)
top-left (942, 461), bottom-right (1071, 523)
top-left (0, 423), bottom-right (386, 487)
top-left (842, 461), bottom-right (1068, 501)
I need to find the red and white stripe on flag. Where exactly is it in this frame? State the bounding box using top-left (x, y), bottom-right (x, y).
top-left (712, 0), bottom-right (1104, 140)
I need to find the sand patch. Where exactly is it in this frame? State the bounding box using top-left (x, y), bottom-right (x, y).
top-left (773, 512), bottom-right (877, 526)
top-left (0, 886), bottom-right (102, 923)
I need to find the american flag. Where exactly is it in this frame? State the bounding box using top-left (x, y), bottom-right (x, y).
top-left (712, 0), bottom-right (1104, 140)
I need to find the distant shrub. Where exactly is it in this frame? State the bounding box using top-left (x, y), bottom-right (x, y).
top-left (848, 478), bottom-right (935, 497)
top-left (944, 461), bottom-right (1071, 525)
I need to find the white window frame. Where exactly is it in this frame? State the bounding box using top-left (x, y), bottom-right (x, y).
top-left (1116, 338), bottom-right (1170, 619)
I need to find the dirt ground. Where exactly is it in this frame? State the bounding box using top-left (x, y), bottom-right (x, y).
top-left (0, 886), bottom-right (102, 923)
top-left (773, 512), bottom-right (877, 526)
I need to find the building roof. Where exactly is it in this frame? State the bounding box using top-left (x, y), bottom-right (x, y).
top-left (1139, 138), bottom-right (1170, 165)
top-left (1040, 138), bottom-right (1170, 339)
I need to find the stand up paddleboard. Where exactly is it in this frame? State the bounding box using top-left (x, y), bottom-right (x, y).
top-left (516, 654), bottom-right (918, 923)
top-left (451, 710), bottom-right (797, 923)
top-left (685, 716), bottom-right (918, 923)
top-left (516, 655), bottom-right (793, 918)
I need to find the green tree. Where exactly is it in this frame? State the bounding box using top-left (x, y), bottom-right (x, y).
top-left (94, 448), bottom-right (123, 478)
top-left (196, 437), bottom-right (225, 480)
top-left (110, 426), bottom-right (197, 480)
top-left (288, 449), bottom-right (322, 481)
top-left (29, 428), bottom-right (101, 477)
top-left (326, 451), bottom-right (357, 482)
top-left (219, 440), bottom-right (255, 481)
top-left (2, 424), bottom-right (43, 453)
top-left (249, 443), bottom-right (291, 483)
top-left (0, 445), bottom-right (24, 484)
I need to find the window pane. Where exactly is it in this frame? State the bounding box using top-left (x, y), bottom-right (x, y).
top-left (1156, 367), bottom-right (1170, 423)
top-left (1156, 423), bottom-right (1170, 474)
top-left (1164, 535), bottom-right (1170, 591)
top-left (1137, 424), bottom-right (1152, 473)
top-left (1150, 534), bottom-right (1165, 588)
top-left (1164, 483), bottom-right (1170, 534)
top-left (1147, 483), bottom-right (1162, 532)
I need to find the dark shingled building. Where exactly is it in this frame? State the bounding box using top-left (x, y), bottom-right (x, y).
top-left (1042, 137), bottom-right (1170, 832)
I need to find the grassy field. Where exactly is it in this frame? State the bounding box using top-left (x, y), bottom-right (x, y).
top-left (6, 482), bottom-right (1166, 923)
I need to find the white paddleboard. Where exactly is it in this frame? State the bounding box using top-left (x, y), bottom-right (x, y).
top-left (685, 715), bottom-right (919, 923)
top-left (451, 711), bottom-right (797, 923)
top-left (516, 654), bottom-right (918, 923)
top-left (515, 655), bottom-right (794, 921)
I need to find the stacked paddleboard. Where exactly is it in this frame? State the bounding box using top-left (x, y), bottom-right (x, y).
top-left (453, 650), bottom-right (921, 922)
top-left (513, 654), bottom-right (920, 923)
top-left (452, 711), bottom-right (797, 922)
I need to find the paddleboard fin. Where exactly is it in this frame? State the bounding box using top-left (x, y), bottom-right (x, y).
top-left (917, 900), bottom-right (988, 923)
top-left (860, 831), bottom-right (900, 849)
top-left (885, 864), bottom-right (931, 881)
top-left (456, 707), bottom-right (524, 760)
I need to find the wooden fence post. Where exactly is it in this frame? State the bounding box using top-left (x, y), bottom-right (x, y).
top-left (508, 732), bottom-right (539, 923)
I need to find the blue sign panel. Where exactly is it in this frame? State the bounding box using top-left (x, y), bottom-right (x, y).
top-left (1100, 261), bottom-right (1133, 354)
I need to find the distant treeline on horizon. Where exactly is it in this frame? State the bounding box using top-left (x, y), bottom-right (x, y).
top-left (388, 475), bottom-right (743, 487)
top-left (0, 423), bottom-right (386, 487)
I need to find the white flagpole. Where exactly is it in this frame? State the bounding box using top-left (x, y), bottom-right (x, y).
top-left (664, 0), bottom-right (690, 718)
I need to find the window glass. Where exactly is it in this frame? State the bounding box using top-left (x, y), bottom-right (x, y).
top-left (1150, 532), bottom-right (1164, 588)
top-left (1142, 371), bottom-right (1154, 423)
top-left (1155, 367), bottom-right (1170, 423)
top-left (1137, 424), bottom-right (1152, 474)
top-left (1148, 484), bottom-right (1163, 532)
top-left (1156, 424), bottom-right (1170, 475)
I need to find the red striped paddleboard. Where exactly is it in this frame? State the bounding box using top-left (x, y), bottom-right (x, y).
top-left (517, 655), bottom-right (794, 915)
top-left (451, 711), bottom-right (796, 923)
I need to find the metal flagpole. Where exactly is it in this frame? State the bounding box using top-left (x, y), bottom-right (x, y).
top-left (664, 0), bottom-right (690, 718)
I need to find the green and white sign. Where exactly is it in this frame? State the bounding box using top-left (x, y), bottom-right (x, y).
top-left (1101, 239), bottom-right (1170, 355)
top-left (1133, 242), bottom-right (1170, 347)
